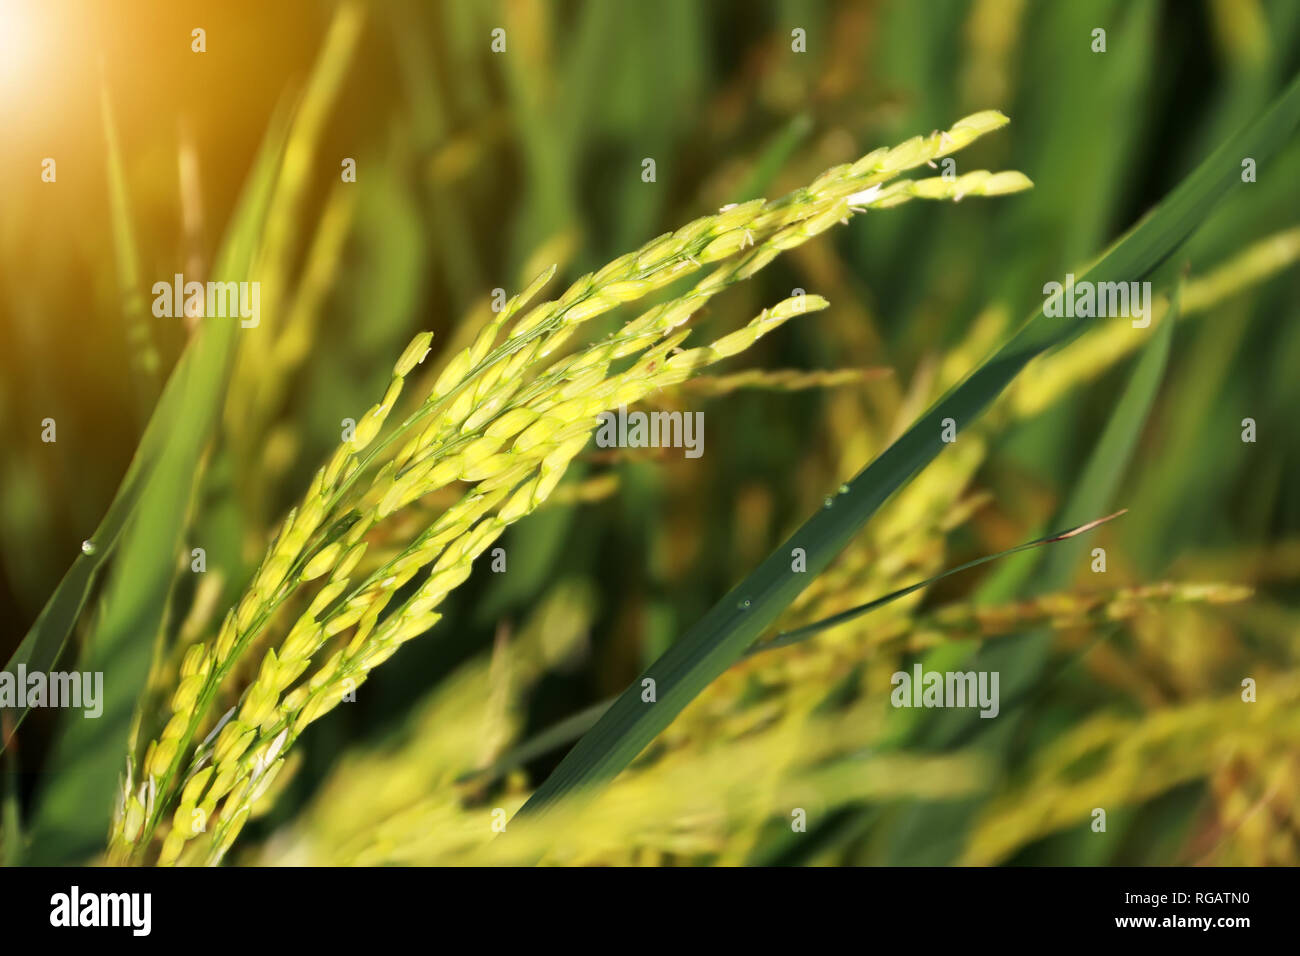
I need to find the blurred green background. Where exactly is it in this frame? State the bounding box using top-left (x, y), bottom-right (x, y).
top-left (2, 0), bottom-right (1299, 865)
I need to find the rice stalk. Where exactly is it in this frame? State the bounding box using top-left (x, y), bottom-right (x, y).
top-left (680, 367), bottom-right (892, 396)
top-left (106, 111), bottom-right (1030, 865)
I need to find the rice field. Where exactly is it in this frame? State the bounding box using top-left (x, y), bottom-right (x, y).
top-left (1, 0), bottom-right (1299, 871)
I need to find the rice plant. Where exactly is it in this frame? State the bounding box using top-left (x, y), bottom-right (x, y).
top-left (2, 0), bottom-right (1299, 876)
top-left (93, 110), bottom-right (1031, 866)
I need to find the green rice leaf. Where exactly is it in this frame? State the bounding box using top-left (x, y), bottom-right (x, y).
top-left (19, 113), bottom-right (289, 863)
top-left (751, 510), bottom-right (1128, 652)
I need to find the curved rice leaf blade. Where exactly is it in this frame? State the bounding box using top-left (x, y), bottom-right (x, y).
top-left (751, 510), bottom-right (1128, 653)
top-left (0, 346), bottom-right (181, 756)
top-left (0, 115), bottom-right (291, 763)
top-left (19, 113), bottom-right (289, 864)
top-left (465, 512), bottom-right (1125, 791)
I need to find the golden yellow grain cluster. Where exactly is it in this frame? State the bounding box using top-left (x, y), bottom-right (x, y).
top-left (108, 111), bottom-right (1031, 865)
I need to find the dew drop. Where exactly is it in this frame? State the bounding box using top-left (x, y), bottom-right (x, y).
top-left (737, 598), bottom-right (752, 610)
top-left (838, 483), bottom-right (850, 494)
top-left (81, 540), bottom-right (96, 555)
top-left (823, 497), bottom-right (834, 509)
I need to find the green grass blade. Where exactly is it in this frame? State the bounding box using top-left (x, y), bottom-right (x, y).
top-left (19, 116), bottom-right (289, 863)
top-left (752, 510), bottom-right (1128, 652)
top-left (101, 82), bottom-right (162, 427)
top-left (461, 501), bottom-right (1119, 792)
top-left (470, 508), bottom-right (1121, 794)
top-left (0, 112), bottom-right (290, 762)
top-left (519, 71), bottom-right (1300, 820)
top-left (734, 113), bottom-right (815, 203)
top-left (0, 346), bottom-right (178, 756)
